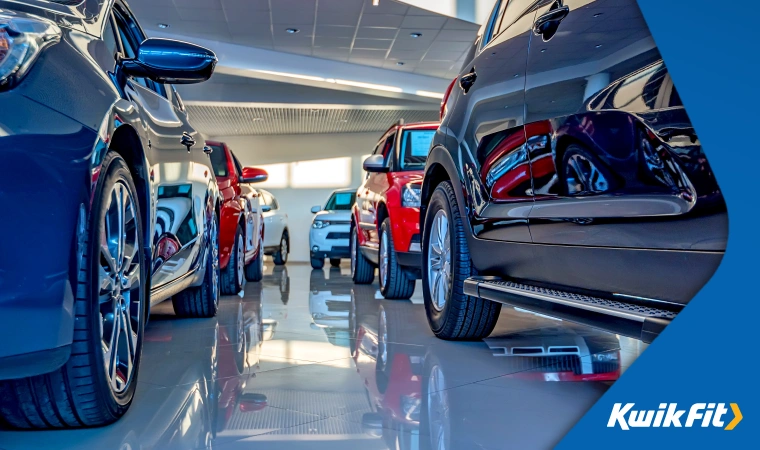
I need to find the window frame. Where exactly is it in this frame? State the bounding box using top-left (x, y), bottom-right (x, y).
top-left (111, 2), bottom-right (167, 97)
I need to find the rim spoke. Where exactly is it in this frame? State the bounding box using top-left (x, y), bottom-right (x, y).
top-left (122, 308), bottom-right (135, 378)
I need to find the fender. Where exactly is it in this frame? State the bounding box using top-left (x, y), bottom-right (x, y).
top-left (420, 144), bottom-right (467, 238)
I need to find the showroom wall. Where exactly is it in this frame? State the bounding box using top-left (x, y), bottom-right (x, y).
top-left (212, 132), bottom-right (381, 263)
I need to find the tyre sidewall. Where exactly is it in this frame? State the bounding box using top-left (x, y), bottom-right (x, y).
top-left (379, 221), bottom-right (389, 293)
top-left (88, 154), bottom-right (146, 411)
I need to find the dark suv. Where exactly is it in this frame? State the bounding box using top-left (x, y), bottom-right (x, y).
top-left (420, 0), bottom-right (727, 343)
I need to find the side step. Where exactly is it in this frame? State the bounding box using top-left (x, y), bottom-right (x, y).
top-left (463, 277), bottom-right (678, 343)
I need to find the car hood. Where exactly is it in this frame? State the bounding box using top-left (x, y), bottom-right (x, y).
top-left (314, 210), bottom-right (352, 222)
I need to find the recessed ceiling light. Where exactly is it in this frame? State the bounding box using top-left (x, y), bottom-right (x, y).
top-left (410, 32), bottom-right (422, 38)
top-left (338, 119), bottom-right (348, 123)
top-left (157, 23), bottom-right (169, 29)
top-left (286, 28), bottom-right (300, 34)
top-left (397, 61), bottom-right (405, 66)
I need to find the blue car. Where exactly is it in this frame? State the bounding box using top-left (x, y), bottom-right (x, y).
top-left (0, 0), bottom-right (222, 428)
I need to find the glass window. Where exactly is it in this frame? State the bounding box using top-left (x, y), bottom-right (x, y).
top-left (399, 129), bottom-right (434, 171)
top-left (608, 63), bottom-right (670, 112)
top-left (483, 0), bottom-right (506, 46)
top-left (231, 151), bottom-right (243, 177)
top-left (324, 192), bottom-right (356, 211)
top-left (102, 16), bottom-right (118, 61)
top-left (269, 195), bottom-right (279, 210)
top-left (496, 0), bottom-right (531, 35)
top-left (261, 191), bottom-right (273, 207)
top-left (208, 145), bottom-right (228, 177)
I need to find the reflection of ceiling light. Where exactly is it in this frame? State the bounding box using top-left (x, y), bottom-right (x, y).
top-left (595, 44), bottom-right (603, 48)
top-left (157, 23), bottom-right (169, 29)
top-left (416, 90), bottom-right (444, 99)
top-left (540, 49), bottom-right (546, 53)
top-left (338, 119), bottom-right (348, 123)
top-left (252, 118), bottom-right (264, 122)
top-left (255, 70), bottom-right (327, 82)
top-left (334, 79), bottom-right (403, 93)
top-left (373, 0), bottom-right (379, 5)
top-left (410, 32), bottom-right (422, 38)
top-left (286, 28), bottom-right (300, 34)
top-left (253, 70), bottom-right (402, 93)
top-left (397, 61), bottom-right (405, 66)
top-left (593, 13), bottom-right (603, 17)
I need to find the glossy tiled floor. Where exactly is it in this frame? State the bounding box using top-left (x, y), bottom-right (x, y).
top-left (0, 263), bottom-right (647, 450)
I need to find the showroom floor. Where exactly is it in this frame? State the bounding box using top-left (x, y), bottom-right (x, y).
top-left (0, 264), bottom-right (646, 449)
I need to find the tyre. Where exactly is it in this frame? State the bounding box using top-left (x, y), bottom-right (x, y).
top-left (310, 257), bottom-right (325, 269)
top-left (173, 213), bottom-right (221, 318)
top-left (351, 224), bottom-right (374, 284)
top-left (272, 233), bottom-right (288, 265)
top-left (379, 218), bottom-right (415, 300)
top-left (244, 238), bottom-right (264, 282)
top-left (329, 258), bottom-right (341, 267)
top-left (0, 152), bottom-right (146, 428)
top-left (221, 225), bottom-right (244, 294)
top-left (422, 181), bottom-right (501, 340)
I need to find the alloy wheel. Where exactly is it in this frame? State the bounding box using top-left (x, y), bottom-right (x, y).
top-left (427, 364), bottom-right (450, 450)
top-left (280, 237), bottom-right (288, 261)
top-left (99, 180), bottom-right (141, 394)
top-left (210, 215), bottom-right (220, 308)
top-left (237, 234), bottom-right (244, 288)
top-left (380, 229), bottom-right (389, 289)
top-left (428, 210), bottom-right (451, 312)
top-left (350, 228), bottom-right (357, 277)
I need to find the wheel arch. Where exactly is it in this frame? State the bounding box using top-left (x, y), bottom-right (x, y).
top-left (420, 145), bottom-right (463, 238)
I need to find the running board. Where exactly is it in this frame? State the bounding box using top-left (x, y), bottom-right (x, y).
top-left (463, 277), bottom-right (677, 343)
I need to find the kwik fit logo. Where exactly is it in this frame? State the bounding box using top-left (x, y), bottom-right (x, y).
top-left (608, 403), bottom-right (742, 430)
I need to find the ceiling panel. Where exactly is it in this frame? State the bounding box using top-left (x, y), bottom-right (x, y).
top-left (186, 104), bottom-right (439, 136)
top-left (131, 0), bottom-right (479, 79)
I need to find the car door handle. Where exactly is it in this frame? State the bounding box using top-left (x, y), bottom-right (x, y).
top-left (181, 132), bottom-right (196, 151)
top-left (534, 1), bottom-right (569, 39)
top-left (460, 68), bottom-right (477, 94)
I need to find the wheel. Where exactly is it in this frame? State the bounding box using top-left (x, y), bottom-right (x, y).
top-left (244, 237), bottom-right (264, 282)
top-left (310, 257), bottom-right (325, 269)
top-left (329, 258), bottom-right (341, 267)
top-left (221, 225), bottom-right (244, 294)
top-left (422, 181), bottom-right (501, 340)
top-left (350, 224), bottom-right (374, 284)
top-left (173, 213), bottom-right (221, 318)
top-left (379, 218), bottom-right (415, 300)
top-left (0, 152), bottom-right (146, 428)
top-left (561, 143), bottom-right (617, 196)
top-left (422, 352), bottom-right (452, 450)
top-left (272, 233), bottom-right (288, 265)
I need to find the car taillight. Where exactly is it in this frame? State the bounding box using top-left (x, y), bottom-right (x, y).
top-left (0, 12), bottom-right (60, 90)
top-left (440, 77), bottom-right (457, 121)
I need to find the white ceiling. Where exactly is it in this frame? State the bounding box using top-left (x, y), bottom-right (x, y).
top-left (129, 0), bottom-right (479, 80)
top-left (185, 103), bottom-right (439, 136)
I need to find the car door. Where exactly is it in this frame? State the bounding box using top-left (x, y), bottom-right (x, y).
top-left (231, 151), bottom-right (261, 258)
top-left (523, 0), bottom-right (726, 250)
top-left (357, 131), bottom-right (394, 252)
top-left (445, 0), bottom-right (537, 244)
top-left (261, 190), bottom-right (280, 248)
top-left (268, 194), bottom-right (286, 242)
top-left (112, 4), bottom-right (214, 289)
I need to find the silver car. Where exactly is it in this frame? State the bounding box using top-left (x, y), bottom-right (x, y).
top-left (309, 189), bottom-right (356, 269)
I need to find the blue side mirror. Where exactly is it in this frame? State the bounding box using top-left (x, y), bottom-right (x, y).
top-left (121, 38), bottom-right (217, 84)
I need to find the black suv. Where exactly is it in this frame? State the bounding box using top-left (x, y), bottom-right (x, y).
top-left (420, 0), bottom-right (727, 343)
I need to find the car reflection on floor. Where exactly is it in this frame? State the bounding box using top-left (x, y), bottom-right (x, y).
top-left (0, 264), bottom-right (646, 449)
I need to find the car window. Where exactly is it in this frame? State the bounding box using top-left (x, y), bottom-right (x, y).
top-left (495, 0), bottom-right (532, 36)
top-left (482, 0), bottom-right (506, 47)
top-left (112, 5), bottom-right (166, 97)
top-left (269, 195), bottom-right (279, 210)
top-left (399, 129), bottom-right (434, 171)
top-left (261, 191), bottom-right (273, 207)
top-left (102, 15), bottom-right (118, 62)
top-left (325, 192), bottom-right (355, 211)
top-left (605, 63), bottom-right (681, 112)
top-left (231, 152), bottom-right (244, 177)
top-left (208, 145), bottom-right (228, 177)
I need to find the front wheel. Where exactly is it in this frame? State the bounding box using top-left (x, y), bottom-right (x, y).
top-left (351, 225), bottom-right (374, 284)
top-left (0, 152), bottom-right (146, 428)
top-left (273, 233), bottom-right (288, 265)
top-left (244, 238), bottom-right (264, 282)
top-left (422, 181), bottom-right (500, 340)
top-left (379, 218), bottom-right (415, 300)
top-left (310, 257), bottom-right (325, 270)
top-left (173, 213), bottom-right (220, 318)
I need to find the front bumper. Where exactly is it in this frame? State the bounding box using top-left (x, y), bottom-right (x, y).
top-left (0, 92), bottom-right (94, 378)
top-left (310, 223), bottom-right (350, 259)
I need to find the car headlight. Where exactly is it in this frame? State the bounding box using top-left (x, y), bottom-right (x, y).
top-left (0, 12), bottom-right (60, 90)
top-left (312, 220), bottom-right (331, 229)
top-left (402, 184), bottom-right (421, 208)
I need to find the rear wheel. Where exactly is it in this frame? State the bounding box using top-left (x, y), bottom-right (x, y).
top-left (379, 218), bottom-right (415, 300)
top-left (422, 181), bottom-right (500, 340)
top-left (272, 233), bottom-right (288, 265)
top-left (173, 214), bottom-right (220, 318)
top-left (351, 225), bottom-right (374, 284)
top-left (221, 225), bottom-right (244, 294)
top-left (0, 152), bottom-right (146, 428)
top-left (329, 258), bottom-right (341, 267)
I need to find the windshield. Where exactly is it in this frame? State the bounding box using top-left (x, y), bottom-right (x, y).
top-left (325, 192), bottom-right (355, 211)
top-left (399, 129), bottom-right (435, 171)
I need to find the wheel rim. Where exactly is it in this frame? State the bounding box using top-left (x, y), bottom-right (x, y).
top-left (378, 308), bottom-right (388, 369)
top-left (427, 364), bottom-right (450, 450)
top-left (380, 229), bottom-right (389, 289)
top-left (99, 180), bottom-right (141, 395)
top-left (566, 153), bottom-right (608, 194)
top-left (350, 228), bottom-right (357, 277)
top-left (211, 217), bottom-right (220, 307)
top-left (237, 234), bottom-right (244, 287)
top-left (280, 237), bottom-right (288, 261)
top-left (258, 238), bottom-right (264, 271)
top-left (428, 210), bottom-right (451, 312)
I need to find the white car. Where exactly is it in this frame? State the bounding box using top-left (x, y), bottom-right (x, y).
top-left (310, 189), bottom-right (356, 269)
top-left (259, 189), bottom-right (290, 265)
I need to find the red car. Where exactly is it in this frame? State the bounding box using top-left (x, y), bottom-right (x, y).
top-left (351, 121), bottom-right (439, 299)
top-left (207, 141), bottom-right (268, 293)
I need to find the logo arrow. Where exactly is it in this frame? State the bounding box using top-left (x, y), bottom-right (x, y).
top-left (725, 403), bottom-right (742, 430)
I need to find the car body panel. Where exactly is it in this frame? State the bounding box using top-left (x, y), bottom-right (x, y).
top-left (0, 0), bottom-right (219, 374)
top-left (259, 189), bottom-right (288, 252)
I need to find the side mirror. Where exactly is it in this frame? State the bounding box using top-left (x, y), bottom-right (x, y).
top-left (121, 38), bottom-right (217, 84)
top-left (363, 154), bottom-right (389, 173)
top-left (261, 205), bottom-right (272, 212)
top-left (311, 205), bottom-right (322, 214)
top-left (240, 167), bottom-right (268, 184)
